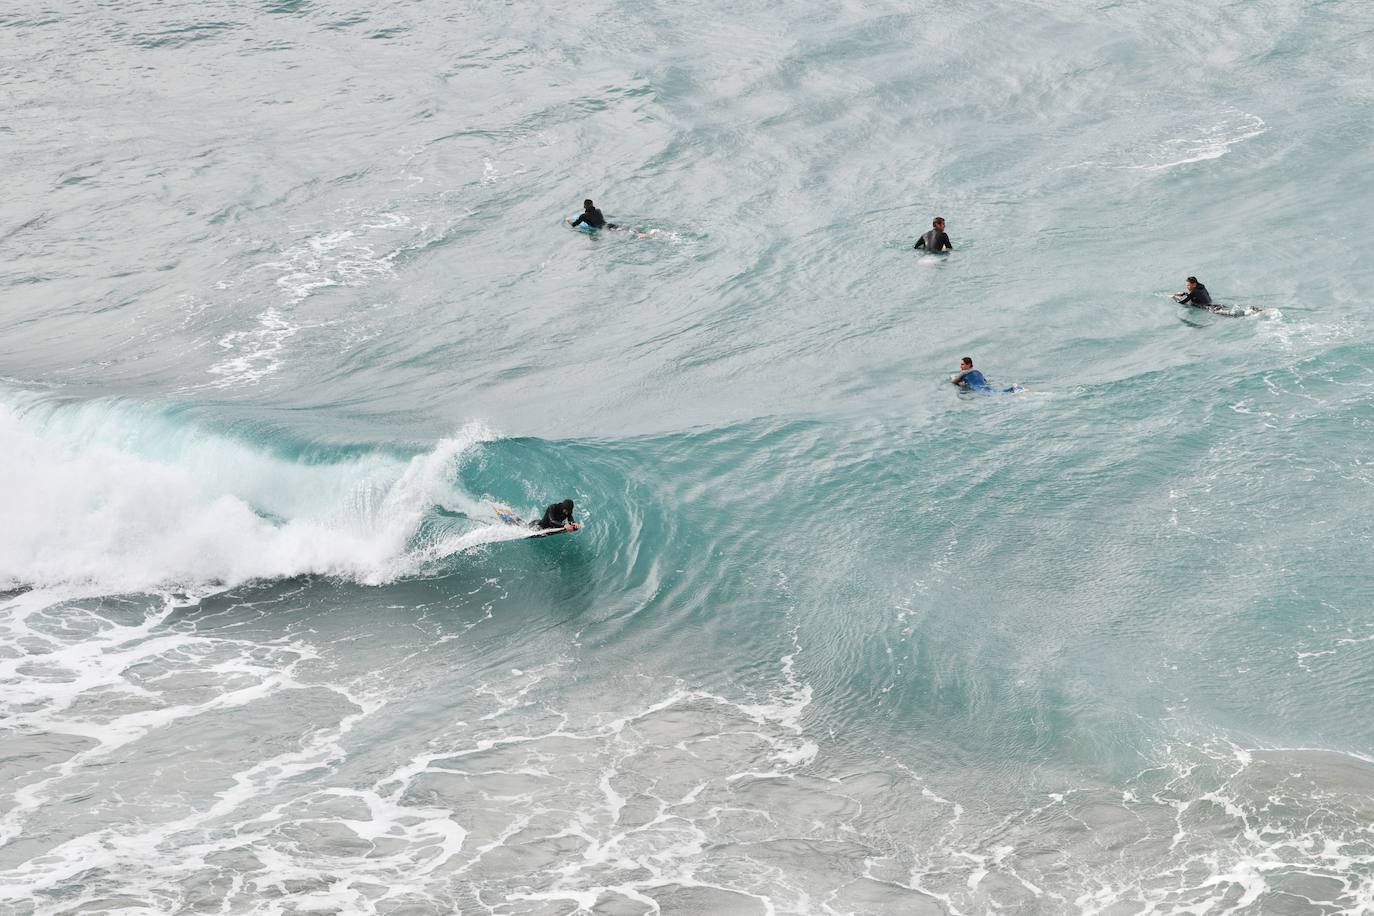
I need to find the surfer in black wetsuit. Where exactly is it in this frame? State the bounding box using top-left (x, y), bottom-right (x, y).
top-left (537, 499), bottom-right (580, 532)
top-left (570, 199), bottom-right (617, 230)
top-left (914, 216), bottom-right (952, 252)
top-left (1172, 276), bottom-right (1216, 310)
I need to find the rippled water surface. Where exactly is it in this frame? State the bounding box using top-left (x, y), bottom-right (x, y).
top-left (3, 0), bottom-right (1374, 913)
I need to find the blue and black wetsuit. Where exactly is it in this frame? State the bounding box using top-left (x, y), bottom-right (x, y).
top-left (952, 368), bottom-right (989, 390)
top-left (953, 368), bottom-right (1020, 393)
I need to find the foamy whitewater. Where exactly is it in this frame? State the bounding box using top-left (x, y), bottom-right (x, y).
top-left (3, 0), bottom-right (1374, 913)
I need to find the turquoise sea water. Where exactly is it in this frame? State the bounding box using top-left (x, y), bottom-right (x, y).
top-left (3, 1), bottom-right (1374, 912)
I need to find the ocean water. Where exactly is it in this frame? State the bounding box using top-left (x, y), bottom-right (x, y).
top-left (3, 0), bottom-right (1374, 912)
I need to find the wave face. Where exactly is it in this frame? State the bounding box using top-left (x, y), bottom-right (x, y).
top-left (5, 0), bottom-right (1374, 912)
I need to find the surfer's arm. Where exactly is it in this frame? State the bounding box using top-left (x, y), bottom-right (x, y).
top-left (570, 214), bottom-right (585, 227)
top-left (913, 237), bottom-right (926, 250)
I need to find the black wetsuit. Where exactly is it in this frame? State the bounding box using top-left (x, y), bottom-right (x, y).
top-left (571, 206), bottom-right (615, 229)
top-left (914, 229), bottom-right (952, 252)
top-left (537, 503), bottom-right (576, 530)
top-left (1176, 284), bottom-right (1214, 309)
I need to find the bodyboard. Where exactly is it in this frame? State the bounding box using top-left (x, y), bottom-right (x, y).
top-left (492, 503), bottom-right (576, 537)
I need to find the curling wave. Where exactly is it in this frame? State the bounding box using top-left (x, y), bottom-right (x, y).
top-left (0, 389), bottom-right (521, 592)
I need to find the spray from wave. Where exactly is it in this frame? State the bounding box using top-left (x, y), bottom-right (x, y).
top-left (0, 391), bottom-right (523, 593)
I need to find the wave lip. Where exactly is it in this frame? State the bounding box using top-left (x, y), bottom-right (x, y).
top-left (0, 394), bottom-right (508, 593)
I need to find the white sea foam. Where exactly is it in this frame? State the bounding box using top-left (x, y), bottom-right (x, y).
top-left (1125, 111), bottom-right (1267, 171)
top-left (0, 396), bottom-right (506, 592)
top-left (208, 304), bottom-right (301, 386)
top-left (1060, 109), bottom-right (1267, 172)
top-left (0, 590), bottom-right (386, 908)
top-left (207, 212), bottom-right (412, 387)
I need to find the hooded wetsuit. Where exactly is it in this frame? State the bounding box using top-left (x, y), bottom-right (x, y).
top-left (571, 207), bottom-right (616, 229)
top-left (537, 502), bottom-right (576, 530)
top-left (914, 228), bottom-right (952, 252)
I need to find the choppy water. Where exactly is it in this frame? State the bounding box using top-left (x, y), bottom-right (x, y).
top-left (4, 1), bottom-right (1374, 913)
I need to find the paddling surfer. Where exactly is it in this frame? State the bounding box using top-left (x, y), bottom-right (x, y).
top-left (1172, 276), bottom-right (1215, 310)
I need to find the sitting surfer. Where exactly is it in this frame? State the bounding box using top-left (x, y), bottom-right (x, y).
top-left (1172, 276), bottom-right (1217, 311)
top-left (537, 499), bottom-right (580, 532)
top-left (913, 216), bottom-right (952, 252)
top-left (570, 199), bottom-right (617, 230)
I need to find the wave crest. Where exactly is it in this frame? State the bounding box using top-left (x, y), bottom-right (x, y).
top-left (0, 393), bottom-right (508, 592)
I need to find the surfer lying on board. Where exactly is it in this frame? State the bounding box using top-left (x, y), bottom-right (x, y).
top-left (913, 216), bottom-right (952, 252)
top-left (1172, 276), bottom-right (1215, 310)
top-left (537, 499), bottom-right (581, 532)
top-left (1170, 276), bottom-right (1264, 317)
top-left (951, 357), bottom-right (1023, 393)
top-left (570, 199), bottom-right (617, 230)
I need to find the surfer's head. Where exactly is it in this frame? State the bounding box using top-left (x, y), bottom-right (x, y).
top-left (561, 499), bottom-right (574, 513)
top-left (1186, 276), bottom-right (1199, 289)
top-left (960, 356), bottom-right (973, 370)
top-left (932, 216), bottom-right (945, 229)
top-left (583, 199), bottom-right (595, 210)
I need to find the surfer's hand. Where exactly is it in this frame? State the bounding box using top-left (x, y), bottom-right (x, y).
top-left (565, 523), bottom-right (576, 532)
